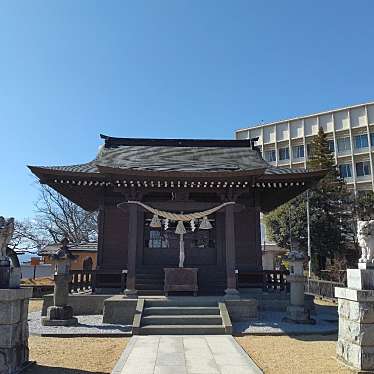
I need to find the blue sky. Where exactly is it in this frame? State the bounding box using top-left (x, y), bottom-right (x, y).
top-left (1, 1), bottom-right (374, 219)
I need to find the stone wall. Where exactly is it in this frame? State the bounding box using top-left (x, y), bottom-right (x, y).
top-left (224, 299), bottom-right (258, 322)
top-left (0, 288), bottom-right (32, 374)
top-left (42, 294), bottom-right (111, 316)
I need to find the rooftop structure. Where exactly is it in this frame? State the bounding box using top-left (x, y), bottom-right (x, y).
top-left (236, 102), bottom-right (374, 193)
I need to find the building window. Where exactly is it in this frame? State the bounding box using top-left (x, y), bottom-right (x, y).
top-left (370, 133), bottom-right (374, 146)
top-left (354, 134), bottom-right (369, 149)
top-left (292, 145), bottom-right (304, 159)
top-left (327, 140), bottom-right (335, 153)
top-left (278, 147), bottom-right (289, 161)
top-left (338, 163), bottom-right (352, 178)
top-left (264, 149), bottom-right (276, 162)
top-left (306, 143), bottom-right (312, 157)
top-left (337, 137), bottom-right (351, 153)
top-left (356, 161), bottom-right (371, 177)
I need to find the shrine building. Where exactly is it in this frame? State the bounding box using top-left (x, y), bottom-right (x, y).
top-left (29, 135), bottom-right (324, 296)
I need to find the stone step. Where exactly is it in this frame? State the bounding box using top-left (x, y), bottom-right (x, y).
top-left (142, 315), bottom-right (222, 325)
top-left (143, 306), bottom-right (220, 316)
top-left (138, 324), bottom-right (226, 335)
top-left (145, 299), bottom-right (218, 307)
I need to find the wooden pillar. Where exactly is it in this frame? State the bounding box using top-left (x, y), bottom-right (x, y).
top-left (124, 204), bottom-right (138, 298)
top-left (225, 204), bottom-right (239, 298)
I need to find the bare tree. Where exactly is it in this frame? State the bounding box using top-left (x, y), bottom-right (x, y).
top-left (8, 219), bottom-right (47, 253)
top-left (34, 185), bottom-right (98, 244)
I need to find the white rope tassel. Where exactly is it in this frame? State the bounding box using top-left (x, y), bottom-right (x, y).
top-left (179, 234), bottom-right (185, 268)
top-left (175, 221), bottom-right (186, 235)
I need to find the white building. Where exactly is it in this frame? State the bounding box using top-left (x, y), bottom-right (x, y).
top-left (236, 102), bottom-right (374, 193)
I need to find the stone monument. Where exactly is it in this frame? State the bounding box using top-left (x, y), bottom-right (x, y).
top-left (336, 219), bottom-right (374, 372)
top-left (283, 250), bottom-right (314, 324)
top-left (42, 238), bottom-right (78, 326)
top-left (0, 216), bottom-right (33, 374)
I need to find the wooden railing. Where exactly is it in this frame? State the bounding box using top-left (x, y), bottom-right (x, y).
top-left (305, 278), bottom-right (345, 299)
top-left (69, 270), bottom-right (95, 293)
top-left (263, 270), bottom-right (289, 291)
top-left (237, 270), bottom-right (289, 292)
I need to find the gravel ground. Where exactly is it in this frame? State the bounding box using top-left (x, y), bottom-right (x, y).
top-left (234, 311), bottom-right (338, 335)
top-left (28, 311), bottom-right (132, 336)
top-left (237, 335), bottom-right (354, 374)
top-left (25, 336), bottom-right (129, 374)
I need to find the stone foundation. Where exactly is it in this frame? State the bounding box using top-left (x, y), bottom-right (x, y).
top-left (336, 271), bottom-right (374, 371)
top-left (224, 299), bottom-right (258, 321)
top-left (102, 296), bottom-right (137, 324)
top-left (0, 288), bottom-right (32, 374)
top-left (42, 293), bottom-right (111, 316)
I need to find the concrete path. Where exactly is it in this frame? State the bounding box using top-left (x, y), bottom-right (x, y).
top-left (112, 335), bottom-right (262, 374)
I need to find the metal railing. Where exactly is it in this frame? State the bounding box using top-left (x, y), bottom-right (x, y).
top-left (305, 278), bottom-right (345, 299)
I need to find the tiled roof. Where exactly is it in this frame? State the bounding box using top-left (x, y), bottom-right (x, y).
top-left (39, 242), bottom-right (97, 256)
top-left (30, 136), bottom-right (310, 176)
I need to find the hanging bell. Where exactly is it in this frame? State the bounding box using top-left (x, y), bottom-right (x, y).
top-left (150, 214), bottom-right (161, 228)
top-left (199, 216), bottom-right (212, 230)
top-left (175, 221), bottom-right (187, 234)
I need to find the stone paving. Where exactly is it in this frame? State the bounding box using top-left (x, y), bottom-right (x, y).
top-left (112, 335), bottom-right (262, 374)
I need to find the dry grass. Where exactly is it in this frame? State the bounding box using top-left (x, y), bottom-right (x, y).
top-left (29, 299), bottom-right (44, 313)
top-left (22, 277), bottom-right (54, 286)
top-left (236, 334), bottom-right (354, 374)
top-left (25, 337), bottom-right (128, 374)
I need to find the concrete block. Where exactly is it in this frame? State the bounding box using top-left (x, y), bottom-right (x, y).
top-left (0, 324), bottom-right (19, 349)
top-left (347, 269), bottom-right (374, 290)
top-left (42, 293), bottom-right (111, 316)
top-left (0, 300), bottom-right (21, 325)
top-left (0, 288), bottom-right (32, 302)
top-left (224, 299), bottom-right (258, 322)
top-left (338, 319), bottom-right (374, 346)
top-left (337, 338), bottom-right (374, 371)
top-left (335, 287), bottom-right (374, 302)
top-left (102, 295), bottom-right (137, 324)
top-left (338, 299), bottom-right (374, 324)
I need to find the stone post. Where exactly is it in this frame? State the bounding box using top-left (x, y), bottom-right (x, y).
top-left (283, 251), bottom-right (314, 324)
top-left (0, 288), bottom-right (33, 374)
top-left (42, 239), bottom-right (78, 326)
top-left (336, 262), bottom-right (374, 371)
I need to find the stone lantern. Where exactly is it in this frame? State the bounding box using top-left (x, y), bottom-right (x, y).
top-left (42, 238), bottom-right (78, 326)
top-left (283, 250), bottom-right (314, 324)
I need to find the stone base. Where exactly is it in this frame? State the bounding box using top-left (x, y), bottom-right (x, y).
top-left (337, 286), bottom-right (374, 371)
top-left (41, 306), bottom-right (78, 326)
top-left (46, 305), bottom-right (74, 320)
top-left (347, 268), bottom-right (374, 290)
top-left (42, 294), bottom-right (111, 316)
top-left (41, 317), bottom-right (78, 326)
top-left (123, 289), bottom-right (138, 299)
top-left (103, 296), bottom-right (137, 324)
top-left (283, 305), bottom-right (315, 324)
top-left (224, 299), bottom-right (258, 321)
top-left (224, 288), bottom-right (240, 300)
top-left (337, 338), bottom-right (374, 372)
top-left (0, 288), bottom-right (32, 374)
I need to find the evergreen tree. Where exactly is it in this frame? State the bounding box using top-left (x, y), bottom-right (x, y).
top-left (264, 127), bottom-right (354, 274)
